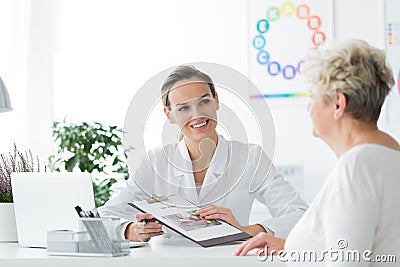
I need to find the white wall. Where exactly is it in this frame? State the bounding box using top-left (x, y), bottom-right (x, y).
top-left (51, 0), bottom-right (249, 127)
top-left (0, 0), bottom-right (249, 158)
top-left (1, 0), bottom-right (398, 204)
top-left (0, 0), bottom-right (19, 149)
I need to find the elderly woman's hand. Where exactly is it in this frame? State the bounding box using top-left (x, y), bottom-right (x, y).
top-left (234, 232), bottom-right (286, 256)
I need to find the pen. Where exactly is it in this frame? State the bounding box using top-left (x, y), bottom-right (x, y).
top-left (75, 206), bottom-right (84, 217)
top-left (142, 218), bottom-right (157, 225)
top-left (92, 208), bottom-right (101, 218)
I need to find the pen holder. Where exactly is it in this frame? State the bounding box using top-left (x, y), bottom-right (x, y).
top-left (47, 217), bottom-right (130, 257)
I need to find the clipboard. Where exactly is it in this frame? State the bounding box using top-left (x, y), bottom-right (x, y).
top-left (127, 195), bottom-right (251, 247)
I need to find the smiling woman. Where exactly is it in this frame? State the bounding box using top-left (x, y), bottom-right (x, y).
top-left (98, 65), bottom-right (307, 244)
top-left (162, 67), bottom-right (220, 175)
top-left (162, 67), bottom-right (219, 153)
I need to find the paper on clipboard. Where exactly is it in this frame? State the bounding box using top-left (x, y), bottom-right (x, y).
top-left (127, 195), bottom-right (251, 247)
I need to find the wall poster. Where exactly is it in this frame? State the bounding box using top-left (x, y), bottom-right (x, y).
top-left (385, 0), bottom-right (400, 129)
top-left (248, 0), bottom-right (333, 99)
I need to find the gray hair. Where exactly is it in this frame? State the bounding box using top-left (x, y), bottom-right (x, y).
top-left (302, 39), bottom-right (395, 124)
top-left (161, 65), bottom-right (216, 110)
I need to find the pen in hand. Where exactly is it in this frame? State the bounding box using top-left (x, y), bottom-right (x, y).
top-left (142, 218), bottom-right (157, 225)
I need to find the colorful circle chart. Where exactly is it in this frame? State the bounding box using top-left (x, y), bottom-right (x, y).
top-left (252, 1), bottom-right (326, 81)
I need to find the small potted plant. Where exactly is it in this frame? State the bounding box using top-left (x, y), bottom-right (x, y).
top-left (48, 121), bottom-right (131, 207)
top-left (0, 144), bottom-right (43, 242)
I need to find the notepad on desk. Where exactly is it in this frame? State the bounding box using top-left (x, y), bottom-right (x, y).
top-left (128, 195), bottom-right (251, 247)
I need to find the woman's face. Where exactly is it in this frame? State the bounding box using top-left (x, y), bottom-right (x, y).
top-left (165, 78), bottom-right (219, 143)
top-left (307, 89), bottom-right (334, 139)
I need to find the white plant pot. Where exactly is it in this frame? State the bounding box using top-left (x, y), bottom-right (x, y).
top-left (0, 203), bottom-right (18, 242)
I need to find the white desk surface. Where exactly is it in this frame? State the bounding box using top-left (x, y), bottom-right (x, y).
top-left (0, 237), bottom-right (286, 267)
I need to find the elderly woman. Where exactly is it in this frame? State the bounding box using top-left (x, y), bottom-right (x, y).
top-left (235, 39), bottom-right (400, 265)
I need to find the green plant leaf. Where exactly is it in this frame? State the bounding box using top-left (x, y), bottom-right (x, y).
top-left (48, 120), bottom-right (131, 207)
top-left (65, 155), bottom-right (79, 171)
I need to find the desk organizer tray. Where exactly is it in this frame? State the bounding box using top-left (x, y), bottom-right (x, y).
top-left (47, 217), bottom-right (130, 257)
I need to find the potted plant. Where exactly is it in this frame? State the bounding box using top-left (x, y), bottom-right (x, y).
top-left (0, 144), bottom-right (43, 242)
top-left (48, 121), bottom-right (131, 207)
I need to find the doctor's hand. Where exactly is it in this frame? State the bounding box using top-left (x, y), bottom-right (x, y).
top-left (234, 232), bottom-right (286, 256)
top-left (196, 204), bottom-right (242, 230)
top-left (125, 213), bottom-right (163, 242)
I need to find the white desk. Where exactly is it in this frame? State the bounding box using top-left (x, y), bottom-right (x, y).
top-left (0, 237), bottom-right (285, 267)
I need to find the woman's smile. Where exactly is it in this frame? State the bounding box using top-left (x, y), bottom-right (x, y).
top-left (190, 119), bottom-right (209, 130)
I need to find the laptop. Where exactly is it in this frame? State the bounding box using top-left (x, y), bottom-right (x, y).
top-left (11, 172), bottom-right (95, 248)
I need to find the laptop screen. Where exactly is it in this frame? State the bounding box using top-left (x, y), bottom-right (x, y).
top-left (11, 172), bottom-right (95, 248)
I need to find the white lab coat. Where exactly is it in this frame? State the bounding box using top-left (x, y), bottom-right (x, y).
top-left (99, 136), bottom-right (307, 238)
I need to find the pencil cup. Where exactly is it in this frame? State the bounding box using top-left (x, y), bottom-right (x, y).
top-left (78, 217), bottom-right (120, 241)
top-left (78, 217), bottom-right (129, 255)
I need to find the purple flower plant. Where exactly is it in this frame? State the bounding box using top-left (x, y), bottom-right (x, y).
top-left (0, 144), bottom-right (43, 202)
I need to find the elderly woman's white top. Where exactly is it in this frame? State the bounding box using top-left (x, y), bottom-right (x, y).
top-left (285, 144), bottom-right (400, 266)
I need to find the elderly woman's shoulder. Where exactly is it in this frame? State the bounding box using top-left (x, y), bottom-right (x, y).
top-left (327, 144), bottom-right (400, 192)
top-left (338, 144), bottom-right (400, 174)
